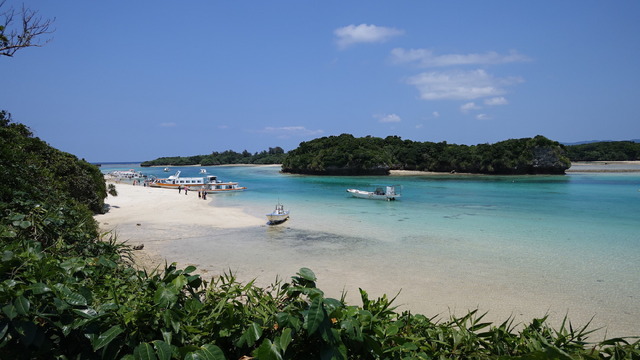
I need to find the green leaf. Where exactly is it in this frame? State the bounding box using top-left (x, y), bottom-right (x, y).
top-left (386, 324), bottom-right (399, 336)
top-left (236, 322), bottom-right (262, 348)
top-left (73, 308), bottom-right (98, 318)
top-left (189, 344), bottom-right (226, 360)
top-left (154, 285), bottom-right (178, 307)
top-left (133, 342), bottom-right (157, 360)
top-left (92, 325), bottom-right (124, 351)
top-left (14, 296), bottom-right (30, 315)
top-left (306, 295), bottom-right (325, 335)
top-left (2, 304), bottom-right (17, 320)
top-left (28, 282), bottom-right (51, 295)
top-left (152, 340), bottom-right (173, 360)
top-left (253, 339), bottom-right (282, 360)
top-left (297, 267), bottom-right (316, 282)
top-left (278, 328), bottom-right (292, 353)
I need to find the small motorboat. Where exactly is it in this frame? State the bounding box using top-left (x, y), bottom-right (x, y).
top-left (347, 185), bottom-right (401, 201)
top-left (267, 203), bottom-right (289, 225)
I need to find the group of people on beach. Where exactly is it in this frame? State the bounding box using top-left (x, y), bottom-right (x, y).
top-left (178, 185), bottom-right (207, 200)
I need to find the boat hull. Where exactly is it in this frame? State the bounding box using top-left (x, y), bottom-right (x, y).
top-left (347, 189), bottom-right (400, 200)
top-left (266, 213), bottom-right (289, 224)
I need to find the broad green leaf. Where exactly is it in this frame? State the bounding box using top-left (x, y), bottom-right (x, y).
top-left (92, 325), bottom-right (124, 351)
top-left (14, 296), bottom-right (30, 315)
top-left (306, 295), bottom-right (325, 335)
top-left (2, 304), bottom-right (17, 320)
top-left (73, 308), bottom-right (98, 318)
top-left (28, 282), bottom-right (51, 295)
top-left (279, 328), bottom-right (292, 353)
top-left (152, 340), bottom-right (173, 360)
top-left (253, 339), bottom-right (282, 360)
top-left (297, 267), bottom-right (316, 282)
top-left (237, 322), bottom-right (262, 347)
top-left (171, 274), bottom-right (188, 290)
top-left (189, 344), bottom-right (226, 360)
top-left (53, 284), bottom-right (88, 306)
top-left (133, 342), bottom-right (157, 360)
top-left (154, 285), bottom-right (178, 307)
top-left (183, 265), bottom-right (197, 273)
top-left (386, 324), bottom-right (399, 336)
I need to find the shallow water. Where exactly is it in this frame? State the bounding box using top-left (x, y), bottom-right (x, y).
top-left (103, 164), bottom-right (640, 337)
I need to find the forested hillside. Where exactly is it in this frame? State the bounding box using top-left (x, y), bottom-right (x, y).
top-left (140, 147), bottom-right (286, 167)
top-left (282, 134), bottom-right (571, 175)
top-left (565, 141), bottom-right (640, 161)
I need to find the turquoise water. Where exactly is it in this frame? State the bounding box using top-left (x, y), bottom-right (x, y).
top-left (102, 164), bottom-right (640, 335)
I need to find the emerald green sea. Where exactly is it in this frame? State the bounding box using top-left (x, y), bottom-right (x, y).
top-left (102, 164), bottom-right (640, 337)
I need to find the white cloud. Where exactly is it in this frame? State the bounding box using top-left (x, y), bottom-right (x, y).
top-left (432, 111), bottom-right (440, 118)
top-left (374, 113), bottom-right (402, 123)
top-left (334, 24), bottom-right (404, 49)
top-left (460, 102), bottom-right (481, 113)
top-left (405, 69), bottom-right (523, 100)
top-left (159, 122), bottom-right (177, 127)
top-left (261, 126), bottom-right (323, 138)
top-left (484, 97), bottom-right (508, 106)
top-left (476, 114), bottom-right (491, 120)
top-left (390, 48), bottom-right (530, 67)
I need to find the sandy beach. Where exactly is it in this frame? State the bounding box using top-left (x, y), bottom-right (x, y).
top-left (96, 173), bottom-right (640, 340)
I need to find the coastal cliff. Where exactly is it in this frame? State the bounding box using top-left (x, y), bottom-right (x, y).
top-left (281, 134), bottom-right (570, 175)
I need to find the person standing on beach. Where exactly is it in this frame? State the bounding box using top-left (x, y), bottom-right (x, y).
top-left (185, 187), bottom-right (188, 195)
top-left (178, 185), bottom-right (182, 194)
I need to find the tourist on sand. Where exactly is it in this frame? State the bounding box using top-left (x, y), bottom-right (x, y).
top-left (185, 187), bottom-right (188, 195)
top-left (178, 185), bottom-right (182, 194)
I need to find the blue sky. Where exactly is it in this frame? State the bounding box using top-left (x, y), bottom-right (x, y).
top-left (2, 1), bottom-right (639, 162)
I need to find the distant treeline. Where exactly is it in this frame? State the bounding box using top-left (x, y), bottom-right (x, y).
top-left (140, 138), bottom-right (640, 173)
top-left (140, 147), bottom-right (286, 167)
top-left (565, 141), bottom-right (640, 161)
top-left (282, 134), bottom-right (571, 175)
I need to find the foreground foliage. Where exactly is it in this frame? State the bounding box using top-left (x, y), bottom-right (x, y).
top-left (1, 114), bottom-right (639, 358)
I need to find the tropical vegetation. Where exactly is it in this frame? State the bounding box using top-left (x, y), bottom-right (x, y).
top-left (565, 141), bottom-right (640, 161)
top-left (282, 134), bottom-right (571, 175)
top-left (140, 147), bottom-right (286, 167)
top-left (2, 111), bottom-right (640, 358)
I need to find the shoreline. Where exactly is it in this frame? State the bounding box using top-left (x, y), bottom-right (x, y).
top-left (95, 179), bottom-right (639, 339)
top-left (390, 161), bottom-right (640, 176)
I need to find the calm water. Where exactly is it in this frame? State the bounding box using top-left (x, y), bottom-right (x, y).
top-left (102, 164), bottom-right (640, 335)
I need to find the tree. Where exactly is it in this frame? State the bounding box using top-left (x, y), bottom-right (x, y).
top-left (1, 0), bottom-right (54, 57)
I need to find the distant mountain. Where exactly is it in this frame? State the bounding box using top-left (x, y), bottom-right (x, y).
top-left (562, 139), bottom-right (640, 146)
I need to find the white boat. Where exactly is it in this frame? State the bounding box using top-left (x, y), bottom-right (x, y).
top-left (150, 171), bottom-right (245, 191)
top-left (200, 169), bottom-right (207, 174)
top-left (164, 167), bottom-right (170, 172)
top-left (202, 181), bottom-right (247, 193)
top-left (347, 185), bottom-right (401, 201)
top-left (266, 203), bottom-right (289, 224)
top-left (107, 169), bottom-right (146, 179)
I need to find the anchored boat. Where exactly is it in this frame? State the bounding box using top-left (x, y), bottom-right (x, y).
top-left (150, 171), bottom-right (246, 191)
top-left (347, 185), bottom-right (401, 201)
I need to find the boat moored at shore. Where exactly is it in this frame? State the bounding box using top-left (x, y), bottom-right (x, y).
top-left (203, 182), bottom-right (247, 193)
top-left (266, 203), bottom-right (289, 224)
top-left (347, 185), bottom-right (401, 201)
